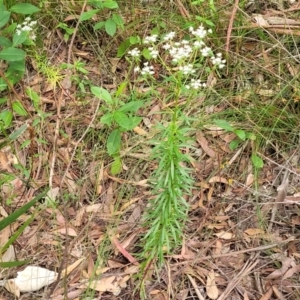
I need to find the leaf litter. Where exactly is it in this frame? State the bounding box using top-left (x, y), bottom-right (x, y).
top-left (1, 1), bottom-right (300, 300)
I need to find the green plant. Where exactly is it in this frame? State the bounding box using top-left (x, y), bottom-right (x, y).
top-left (0, 189), bottom-right (48, 268)
top-left (213, 119), bottom-right (264, 168)
top-left (125, 25), bottom-right (226, 296)
top-left (80, 0), bottom-right (124, 37)
top-left (91, 84), bottom-right (143, 174)
top-left (0, 1), bottom-right (40, 129)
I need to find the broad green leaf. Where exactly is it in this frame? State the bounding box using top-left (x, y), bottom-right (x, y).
top-left (113, 111), bottom-right (131, 130)
top-left (117, 39), bottom-right (130, 58)
top-left (235, 129), bottom-right (246, 141)
top-left (12, 31), bottom-right (27, 47)
top-left (112, 13), bottom-right (124, 27)
top-left (91, 86), bottom-right (112, 104)
top-left (0, 10), bottom-right (10, 28)
top-left (0, 47), bottom-right (25, 61)
top-left (107, 129), bottom-right (121, 155)
top-left (118, 101), bottom-right (143, 113)
top-left (0, 36), bottom-right (12, 47)
top-left (102, 1), bottom-right (118, 9)
top-left (0, 78), bottom-right (7, 91)
top-left (129, 36), bottom-right (141, 44)
top-left (9, 3), bottom-right (40, 14)
top-left (79, 9), bottom-right (99, 21)
top-left (12, 101), bottom-right (27, 116)
top-left (9, 123), bottom-right (28, 140)
top-left (229, 139), bottom-right (240, 150)
top-left (0, 189), bottom-right (48, 231)
top-left (214, 119), bottom-right (234, 132)
top-left (115, 82), bottom-right (128, 97)
top-left (6, 60), bottom-right (25, 83)
top-left (251, 154), bottom-right (264, 169)
top-left (0, 260), bottom-right (29, 268)
top-left (127, 116), bottom-right (142, 130)
top-left (100, 113), bottom-right (114, 126)
top-left (105, 19), bottom-right (116, 36)
top-left (93, 21), bottom-right (105, 30)
top-left (111, 156), bottom-right (122, 175)
top-left (142, 48), bottom-right (152, 60)
top-left (0, 109), bottom-right (12, 128)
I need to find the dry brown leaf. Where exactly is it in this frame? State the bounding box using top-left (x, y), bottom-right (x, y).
top-left (81, 276), bottom-right (121, 296)
top-left (62, 258), bottom-right (84, 277)
top-left (259, 287), bottom-right (273, 300)
top-left (52, 227), bottom-right (77, 237)
top-left (133, 126), bottom-right (148, 135)
top-left (206, 271), bottom-right (219, 299)
top-left (0, 151), bottom-right (13, 172)
top-left (266, 257), bottom-right (293, 279)
top-left (196, 132), bottom-right (216, 158)
top-left (282, 264), bottom-right (300, 279)
top-left (244, 228), bottom-right (265, 236)
top-left (1, 245), bottom-right (15, 262)
top-left (208, 176), bottom-right (228, 184)
top-left (4, 279), bottom-right (20, 298)
top-left (272, 285), bottom-right (287, 300)
top-left (214, 231), bottom-right (234, 240)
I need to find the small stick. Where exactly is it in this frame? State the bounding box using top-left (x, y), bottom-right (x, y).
top-left (226, 0), bottom-right (240, 53)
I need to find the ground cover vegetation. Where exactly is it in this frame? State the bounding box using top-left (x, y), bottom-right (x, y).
top-left (0, 0), bottom-right (300, 299)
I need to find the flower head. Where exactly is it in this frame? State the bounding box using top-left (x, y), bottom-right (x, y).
top-left (128, 48), bottom-right (141, 58)
top-left (211, 52), bottom-right (226, 69)
top-left (143, 34), bottom-right (158, 44)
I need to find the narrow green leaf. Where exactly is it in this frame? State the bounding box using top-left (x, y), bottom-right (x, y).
top-left (0, 189), bottom-right (48, 231)
top-left (251, 154), bottom-right (264, 169)
top-left (214, 119), bottom-right (234, 132)
top-left (0, 10), bottom-right (10, 28)
top-left (229, 139), bottom-right (240, 150)
top-left (0, 260), bottom-right (29, 268)
top-left (79, 9), bottom-right (99, 21)
top-left (112, 13), bottom-right (124, 27)
top-left (0, 47), bottom-right (25, 61)
top-left (111, 156), bottom-right (122, 175)
top-left (107, 129), bottom-right (121, 155)
top-left (8, 124), bottom-right (28, 140)
top-left (9, 3), bottom-right (40, 14)
top-left (91, 86), bottom-right (112, 104)
top-left (105, 19), bottom-right (116, 36)
top-left (1, 215), bottom-right (34, 255)
top-left (12, 101), bottom-right (27, 116)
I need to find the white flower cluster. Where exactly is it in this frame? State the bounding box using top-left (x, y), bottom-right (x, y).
top-left (127, 25), bottom-right (226, 89)
top-left (211, 53), bottom-right (226, 69)
top-left (16, 17), bottom-right (37, 40)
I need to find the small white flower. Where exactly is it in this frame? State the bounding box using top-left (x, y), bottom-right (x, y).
top-left (163, 31), bottom-right (176, 41)
top-left (128, 48), bottom-right (141, 57)
top-left (134, 66), bottom-right (140, 73)
top-left (211, 52), bottom-right (226, 69)
top-left (141, 62), bottom-right (155, 75)
top-left (194, 40), bottom-right (205, 48)
top-left (179, 64), bottom-right (195, 75)
top-left (25, 17), bottom-right (31, 21)
top-left (201, 46), bottom-right (212, 57)
top-left (148, 47), bottom-right (159, 58)
top-left (190, 24), bottom-right (209, 39)
top-left (143, 34), bottom-right (158, 44)
top-left (162, 43), bottom-right (171, 50)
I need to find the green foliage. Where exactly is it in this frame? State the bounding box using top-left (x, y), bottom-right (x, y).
top-left (0, 189), bottom-right (48, 268)
top-left (213, 119), bottom-right (263, 168)
top-left (79, 0), bottom-right (124, 37)
top-left (91, 85), bottom-right (143, 175)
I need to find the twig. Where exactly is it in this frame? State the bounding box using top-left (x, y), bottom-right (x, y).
top-left (226, 0), bottom-right (239, 53)
top-left (173, 236), bottom-right (295, 266)
top-left (187, 274), bottom-right (205, 300)
top-left (217, 254), bottom-right (259, 300)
